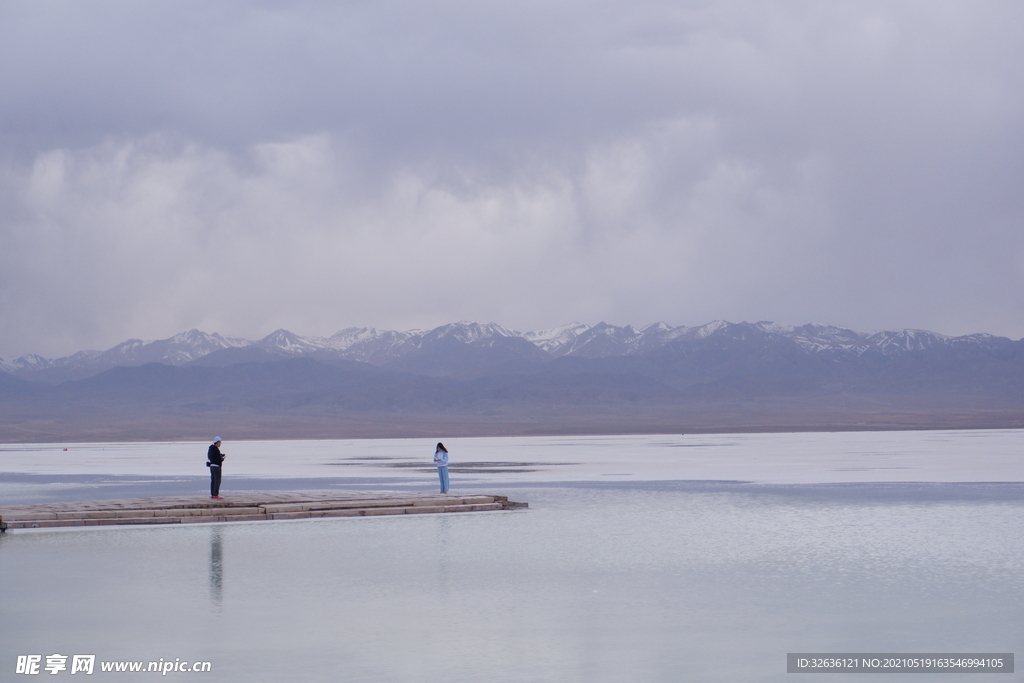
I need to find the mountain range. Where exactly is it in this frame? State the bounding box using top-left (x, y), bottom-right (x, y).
top-left (2, 320), bottom-right (1023, 441)
top-left (4, 320), bottom-right (1017, 384)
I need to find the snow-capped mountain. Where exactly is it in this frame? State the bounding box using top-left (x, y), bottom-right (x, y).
top-left (553, 322), bottom-right (644, 358)
top-left (5, 319), bottom-right (1021, 385)
top-left (325, 328), bottom-right (421, 363)
top-left (4, 330), bottom-right (251, 384)
top-left (103, 329), bottom-right (252, 365)
top-left (522, 322), bottom-right (591, 354)
top-left (423, 321), bottom-right (518, 344)
top-left (5, 318), bottom-right (1024, 442)
top-left (255, 329), bottom-right (324, 356)
top-left (8, 353), bottom-right (66, 372)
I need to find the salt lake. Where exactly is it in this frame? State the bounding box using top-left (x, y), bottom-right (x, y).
top-left (1, 430), bottom-right (1022, 682)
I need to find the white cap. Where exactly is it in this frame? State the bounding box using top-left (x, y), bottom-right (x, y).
top-left (212, 437), bottom-right (222, 444)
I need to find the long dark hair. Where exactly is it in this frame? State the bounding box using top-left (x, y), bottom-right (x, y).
top-left (436, 442), bottom-right (448, 452)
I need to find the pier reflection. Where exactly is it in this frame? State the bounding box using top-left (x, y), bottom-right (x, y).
top-left (209, 526), bottom-right (223, 611)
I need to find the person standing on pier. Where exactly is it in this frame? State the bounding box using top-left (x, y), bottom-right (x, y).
top-left (207, 437), bottom-right (226, 499)
top-left (434, 442), bottom-right (449, 493)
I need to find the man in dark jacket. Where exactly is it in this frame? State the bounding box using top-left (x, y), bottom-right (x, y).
top-left (207, 437), bottom-right (225, 499)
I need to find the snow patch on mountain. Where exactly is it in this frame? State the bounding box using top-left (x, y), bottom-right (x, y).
top-left (783, 323), bottom-right (871, 353)
top-left (522, 323), bottom-right (591, 354)
top-left (638, 321), bottom-right (690, 347)
top-left (329, 327), bottom-right (398, 351)
top-left (865, 329), bottom-right (948, 356)
top-left (556, 322), bottom-right (646, 358)
top-left (11, 354), bottom-right (56, 371)
top-left (326, 327), bottom-right (423, 362)
top-left (425, 322), bottom-right (519, 343)
top-left (693, 320), bottom-right (729, 339)
top-left (753, 321), bottom-right (795, 335)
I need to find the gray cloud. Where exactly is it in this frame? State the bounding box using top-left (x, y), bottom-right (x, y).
top-left (1, 0), bottom-right (1023, 357)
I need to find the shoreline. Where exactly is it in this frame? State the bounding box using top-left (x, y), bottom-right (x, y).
top-left (3, 410), bottom-right (1024, 444)
top-left (4, 420), bottom-right (1024, 445)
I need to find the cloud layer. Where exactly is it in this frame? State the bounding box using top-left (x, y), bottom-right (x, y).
top-left (2, 1), bottom-right (1023, 356)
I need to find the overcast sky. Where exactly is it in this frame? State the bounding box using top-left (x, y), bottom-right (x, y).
top-left (1, 0), bottom-right (1022, 358)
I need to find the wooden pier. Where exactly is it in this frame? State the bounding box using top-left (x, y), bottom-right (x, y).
top-left (0, 491), bottom-right (527, 531)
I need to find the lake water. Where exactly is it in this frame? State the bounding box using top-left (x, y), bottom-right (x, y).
top-left (1, 431), bottom-right (1022, 682)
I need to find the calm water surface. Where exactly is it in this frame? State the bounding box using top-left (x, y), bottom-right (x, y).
top-left (2, 485), bottom-right (1021, 682)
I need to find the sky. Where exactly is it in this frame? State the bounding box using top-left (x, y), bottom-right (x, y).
top-left (1, 1), bottom-right (1023, 358)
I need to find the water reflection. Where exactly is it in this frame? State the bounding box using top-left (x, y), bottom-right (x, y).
top-left (435, 515), bottom-right (451, 595)
top-left (1, 488), bottom-right (1021, 683)
top-left (209, 526), bottom-right (223, 611)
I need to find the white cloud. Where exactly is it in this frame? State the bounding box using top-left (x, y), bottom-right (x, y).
top-left (0, 125), bottom-right (850, 356)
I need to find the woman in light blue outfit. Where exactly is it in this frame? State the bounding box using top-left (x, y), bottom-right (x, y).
top-left (434, 442), bottom-right (449, 493)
